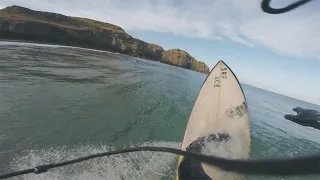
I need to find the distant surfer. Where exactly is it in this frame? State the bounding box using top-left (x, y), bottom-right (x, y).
top-left (136, 60), bottom-right (139, 63)
top-left (284, 107), bottom-right (320, 129)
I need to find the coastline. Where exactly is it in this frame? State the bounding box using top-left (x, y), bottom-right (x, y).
top-left (0, 5), bottom-right (210, 74)
top-left (0, 39), bottom-right (121, 54)
top-left (0, 39), bottom-right (210, 75)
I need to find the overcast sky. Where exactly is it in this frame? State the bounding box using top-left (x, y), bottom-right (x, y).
top-left (1, 0), bottom-right (320, 105)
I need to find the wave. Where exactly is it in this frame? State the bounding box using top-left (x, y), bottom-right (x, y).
top-left (0, 41), bottom-right (121, 55)
top-left (9, 141), bottom-right (180, 180)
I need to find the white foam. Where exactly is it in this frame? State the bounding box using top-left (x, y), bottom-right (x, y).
top-left (9, 141), bottom-right (180, 180)
top-left (200, 134), bottom-right (249, 180)
top-left (0, 41), bottom-right (121, 55)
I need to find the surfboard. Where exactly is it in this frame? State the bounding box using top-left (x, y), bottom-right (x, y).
top-left (176, 60), bottom-right (251, 180)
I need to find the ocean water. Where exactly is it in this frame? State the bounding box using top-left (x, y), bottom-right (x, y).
top-left (0, 42), bottom-right (320, 180)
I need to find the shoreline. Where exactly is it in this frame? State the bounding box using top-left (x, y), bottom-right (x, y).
top-left (0, 39), bottom-right (121, 54)
top-left (0, 5), bottom-right (210, 74)
top-left (0, 39), bottom-right (209, 75)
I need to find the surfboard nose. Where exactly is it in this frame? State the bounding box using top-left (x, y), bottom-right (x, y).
top-left (210, 60), bottom-right (227, 73)
top-left (217, 60), bottom-right (226, 65)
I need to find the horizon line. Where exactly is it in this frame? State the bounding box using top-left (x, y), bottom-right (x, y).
top-left (0, 40), bottom-right (319, 107)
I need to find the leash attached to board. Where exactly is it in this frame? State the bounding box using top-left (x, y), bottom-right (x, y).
top-left (261, 0), bottom-right (313, 14)
top-left (1, 146), bottom-right (320, 179)
top-left (0, 0), bottom-right (317, 179)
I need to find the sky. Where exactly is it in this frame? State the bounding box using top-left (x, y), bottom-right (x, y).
top-left (1, 0), bottom-right (320, 105)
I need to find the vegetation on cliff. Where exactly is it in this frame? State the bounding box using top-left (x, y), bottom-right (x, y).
top-left (161, 49), bottom-right (209, 73)
top-left (0, 5), bottom-right (209, 73)
top-left (0, 5), bottom-right (164, 61)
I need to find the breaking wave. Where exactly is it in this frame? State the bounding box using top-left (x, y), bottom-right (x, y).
top-left (9, 141), bottom-right (180, 180)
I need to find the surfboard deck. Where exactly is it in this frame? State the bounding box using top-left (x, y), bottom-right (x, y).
top-left (176, 60), bottom-right (250, 180)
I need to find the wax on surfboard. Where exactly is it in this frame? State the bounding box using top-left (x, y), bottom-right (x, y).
top-left (176, 60), bottom-right (250, 180)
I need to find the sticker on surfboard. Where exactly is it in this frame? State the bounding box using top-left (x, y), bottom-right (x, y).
top-left (176, 60), bottom-right (250, 180)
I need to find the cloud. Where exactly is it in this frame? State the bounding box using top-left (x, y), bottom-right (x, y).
top-left (1, 0), bottom-right (319, 59)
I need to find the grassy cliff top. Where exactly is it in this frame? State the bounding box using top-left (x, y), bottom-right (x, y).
top-left (0, 5), bottom-right (209, 73)
top-left (0, 5), bottom-right (125, 33)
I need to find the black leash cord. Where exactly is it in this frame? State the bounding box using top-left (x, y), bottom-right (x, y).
top-left (0, 0), bottom-right (318, 179)
top-left (261, 0), bottom-right (313, 14)
top-left (1, 146), bottom-right (320, 179)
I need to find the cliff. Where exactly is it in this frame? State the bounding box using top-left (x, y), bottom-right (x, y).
top-left (161, 49), bottom-right (209, 73)
top-left (0, 5), bottom-right (164, 61)
top-left (0, 5), bottom-right (209, 73)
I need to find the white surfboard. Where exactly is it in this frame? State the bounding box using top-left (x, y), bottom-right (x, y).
top-left (176, 60), bottom-right (251, 180)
